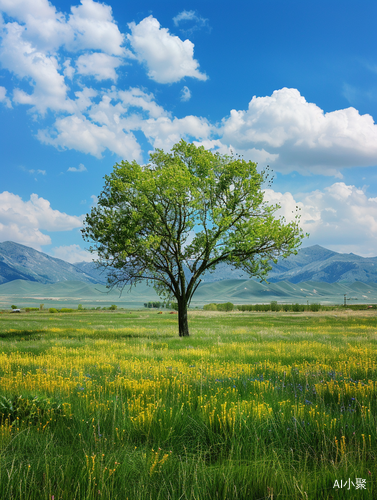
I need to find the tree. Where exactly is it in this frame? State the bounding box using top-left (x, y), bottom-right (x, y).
top-left (82, 140), bottom-right (304, 337)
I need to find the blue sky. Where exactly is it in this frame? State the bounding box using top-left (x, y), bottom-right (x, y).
top-left (1, 0), bottom-right (377, 262)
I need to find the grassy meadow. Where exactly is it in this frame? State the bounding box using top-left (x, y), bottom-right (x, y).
top-left (0, 308), bottom-right (376, 499)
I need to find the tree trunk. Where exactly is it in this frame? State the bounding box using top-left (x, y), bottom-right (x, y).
top-left (178, 298), bottom-right (189, 337)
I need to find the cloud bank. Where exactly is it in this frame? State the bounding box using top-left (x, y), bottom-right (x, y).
top-left (0, 2), bottom-right (376, 176)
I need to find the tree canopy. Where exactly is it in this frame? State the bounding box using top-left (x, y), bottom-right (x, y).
top-left (82, 140), bottom-right (304, 336)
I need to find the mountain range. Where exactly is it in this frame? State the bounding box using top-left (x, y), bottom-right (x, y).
top-left (0, 241), bottom-right (377, 286)
top-left (267, 246), bottom-right (377, 283)
top-left (0, 241), bottom-right (97, 285)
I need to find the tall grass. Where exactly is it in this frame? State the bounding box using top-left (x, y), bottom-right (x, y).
top-left (0, 309), bottom-right (375, 499)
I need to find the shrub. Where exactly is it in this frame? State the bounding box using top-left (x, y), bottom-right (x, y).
top-left (49, 308), bottom-right (58, 313)
top-left (11, 305), bottom-right (17, 309)
top-left (292, 303), bottom-right (303, 312)
top-left (203, 303), bottom-right (218, 311)
top-left (309, 303), bottom-right (321, 312)
top-left (217, 302), bottom-right (234, 312)
top-left (254, 304), bottom-right (270, 312)
top-left (60, 308), bottom-right (75, 313)
top-left (109, 304), bottom-right (117, 310)
top-left (237, 304), bottom-right (254, 312)
top-left (78, 304), bottom-right (83, 310)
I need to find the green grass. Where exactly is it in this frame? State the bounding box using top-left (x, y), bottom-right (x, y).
top-left (0, 309), bottom-right (376, 499)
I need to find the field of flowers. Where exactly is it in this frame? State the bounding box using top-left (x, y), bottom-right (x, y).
top-left (0, 308), bottom-right (376, 499)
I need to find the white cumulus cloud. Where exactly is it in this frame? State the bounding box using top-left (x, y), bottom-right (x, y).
top-left (90, 194), bottom-right (98, 207)
top-left (0, 85), bottom-right (11, 107)
top-left (38, 87), bottom-right (213, 159)
top-left (51, 244), bottom-right (93, 263)
top-left (141, 114), bottom-right (212, 152)
top-left (221, 88), bottom-right (377, 175)
top-left (0, 22), bottom-right (73, 114)
top-left (0, 191), bottom-right (84, 250)
top-left (76, 52), bottom-right (123, 81)
top-left (264, 182), bottom-right (377, 256)
top-left (0, 0), bottom-right (130, 115)
top-left (38, 111), bottom-right (142, 159)
top-left (67, 0), bottom-right (127, 56)
top-left (68, 163), bottom-right (87, 172)
top-left (127, 16), bottom-right (208, 83)
top-left (0, 0), bottom-right (72, 50)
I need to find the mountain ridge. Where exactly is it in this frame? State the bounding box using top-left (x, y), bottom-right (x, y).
top-left (0, 241), bottom-right (97, 285)
top-left (1, 241), bottom-right (377, 285)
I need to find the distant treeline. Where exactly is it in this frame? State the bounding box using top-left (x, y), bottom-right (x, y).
top-left (204, 301), bottom-right (323, 312)
top-left (204, 301), bottom-right (377, 312)
top-left (237, 302), bottom-right (321, 312)
top-left (48, 305), bottom-right (118, 313)
top-left (203, 302), bottom-right (234, 311)
top-left (144, 301), bottom-right (177, 309)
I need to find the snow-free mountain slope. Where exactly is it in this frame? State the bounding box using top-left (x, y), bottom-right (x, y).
top-left (1, 241), bottom-right (377, 285)
top-left (0, 241), bottom-right (97, 284)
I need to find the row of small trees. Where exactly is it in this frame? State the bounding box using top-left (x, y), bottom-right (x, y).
top-left (143, 301), bottom-right (180, 310)
top-left (203, 302), bottom-right (234, 312)
top-left (237, 301), bottom-right (321, 312)
top-left (17, 304), bottom-right (118, 313)
top-left (203, 301), bottom-right (322, 312)
top-left (48, 305), bottom-right (118, 313)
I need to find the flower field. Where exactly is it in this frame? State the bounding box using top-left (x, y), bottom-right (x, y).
top-left (0, 309), bottom-right (376, 499)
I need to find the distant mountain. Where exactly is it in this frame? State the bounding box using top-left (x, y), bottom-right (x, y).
top-left (0, 241), bottom-right (98, 285)
top-left (73, 261), bottom-right (108, 284)
top-left (67, 245), bottom-right (377, 284)
top-left (0, 241), bottom-right (376, 285)
top-left (267, 245), bottom-right (377, 283)
top-left (0, 260), bottom-right (38, 283)
top-left (192, 245), bottom-right (377, 284)
top-left (76, 245), bottom-right (371, 284)
top-left (74, 259), bottom-right (250, 284)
